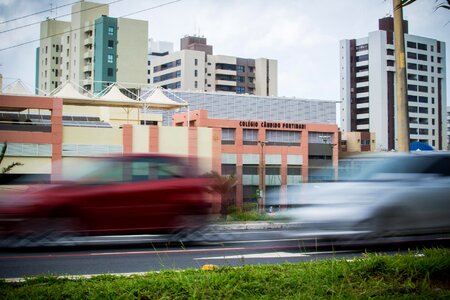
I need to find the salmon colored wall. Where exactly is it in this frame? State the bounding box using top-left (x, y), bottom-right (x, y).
top-left (173, 109), bottom-right (339, 208)
top-left (0, 95), bottom-right (63, 182)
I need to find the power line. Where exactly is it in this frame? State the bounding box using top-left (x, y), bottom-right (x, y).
top-left (0, 0), bottom-right (124, 35)
top-left (0, 1), bottom-right (81, 25)
top-left (0, 0), bottom-right (182, 52)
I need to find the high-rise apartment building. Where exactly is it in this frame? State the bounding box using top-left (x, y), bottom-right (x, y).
top-left (36, 1), bottom-right (148, 95)
top-left (340, 17), bottom-right (447, 150)
top-left (148, 36), bottom-right (278, 96)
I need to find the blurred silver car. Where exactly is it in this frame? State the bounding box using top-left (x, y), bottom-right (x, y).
top-left (282, 152), bottom-right (450, 239)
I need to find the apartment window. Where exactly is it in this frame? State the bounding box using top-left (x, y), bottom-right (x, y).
top-left (417, 54), bottom-right (427, 61)
top-left (236, 86), bottom-right (245, 94)
top-left (418, 64), bottom-right (428, 71)
top-left (419, 129), bottom-right (429, 135)
top-left (409, 128), bottom-right (418, 134)
top-left (237, 76), bottom-right (245, 83)
top-left (176, 70), bottom-right (181, 77)
top-left (386, 49), bottom-right (394, 55)
top-left (243, 129), bottom-right (258, 145)
top-left (407, 52), bottom-right (417, 59)
top-left (236, 65), bottom-right (245, 72)
top-left (418, 107), bottom-right (428, 114)
top-left (175, 81), bottom-right (181, 88)
top-left (45, 58), bottom-right (47, 65)
top-left (221, 128), bottom-right (236, 145)
top-left (407, 63), bottom-right (417, 70)
top-left (45, 70), bottom-right (47, 78)
top-left (408, 74), bottom-right (417, 81)
top-left (419, 118), bottom-right (428, 125)
top-left (356, 86), bottom-right (369, 93)
top-left (409, 117), bottom-right (418, 124)
top-left (107, 68), bottom-right (113, 76)
top-left (408, 95), bottom-right (417, 102)
top-left (407, 41), bottom-right (416, 48)
top-left (355, 54), bottom-right (368, 62)
top-left (45, 46), bottom-right (48, 53)
top-left (437, 67), bottom-right (442, 74)
top-left (408, 106), bottom-right (418, 113)
top-left (55, 57), bottom-right (59, 64)
top-left (431, 97), bottom-right (435, 104)
top-left (55, 69), bottom-right (58, 76)
top-left (417, 43), bottom-right (427, 51)
top-left (418, 86), bottom-right (428, 93)
top-left (194, 58), bottom-right (198, 66)
top-left (67, 49), bottom-right (69, 56)
top-left (108, 40), bottom-right (114, 49)
top-left (356, 44), bottom-right (368, 51)
top-left (431, 56), bottom-right (434, 62)
top-left (356, 65), bottom-right (369, 72)
top-left (67, 36), bottom-right (69, 43)
top-left (108, 26), bottom-right (114, 35)
top-left (107, 54), bottom-right (113, 63)
top-left (194, 81), bottom-right (198, 88)
top-left (418, 75), bottom-right (428, 82)
top-left (56, 45), bottom-right (59, 52)
top-left (266, 130), bottom-right (300, 146)
top-left (176, 59), bottom-right (181, 66)
top-left (194, 70), bottom-right (198, 77)
top-left (418, 96), bottom-right (428, 103)
top-left (387, 60), bottom-right (394, 66)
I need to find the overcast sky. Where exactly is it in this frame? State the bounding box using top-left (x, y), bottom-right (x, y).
top-left (0, 0), bottom-right (448, 104)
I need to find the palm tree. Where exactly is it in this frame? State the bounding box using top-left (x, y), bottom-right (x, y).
top-left (1, 142), bottom-right (23, 174)
top-left (397, 0), bottom-right (450, 10)
top-left (205, 171), bottom-right (237, 219)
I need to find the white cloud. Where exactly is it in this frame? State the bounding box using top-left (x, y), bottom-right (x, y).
top-left (0, 0), bottom-right (448, 104)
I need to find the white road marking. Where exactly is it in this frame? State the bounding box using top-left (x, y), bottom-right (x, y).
top-left (195, 252), bottom-right (309, 260)
top-left (195, 249), bottom-right (358, 260)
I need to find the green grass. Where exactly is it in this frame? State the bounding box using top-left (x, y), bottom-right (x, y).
top-left (1, 248), bottom-right (449, 299)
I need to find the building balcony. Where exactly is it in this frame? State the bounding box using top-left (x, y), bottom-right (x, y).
top-left (356, 124), bottom-right (370, 130)
top-left (356, 71), bottom-right (369, 77)
top-left (84, 36), bottom-right (93, 46)
top-left (356, 102), bottom-right (369, 109)
top-left (215, 69), bottom-right (236, 76)
top-left (356, 92), bottom-right (369, 98)
top-left (357, 113), bottom-right (370, 119)
top-left (215, 79), bottom-right (236, 86)
top-left (356, 61), bottom-right (369, 67)
top-left (356, 81), bottom-right (369, 88)
top-left (83, 50), bottom-right (93, 59)
top-left (83, 64), bottom-right (92, 72)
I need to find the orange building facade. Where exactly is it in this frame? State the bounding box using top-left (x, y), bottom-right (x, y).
top-left (173, 110), bottom-right (339, 209)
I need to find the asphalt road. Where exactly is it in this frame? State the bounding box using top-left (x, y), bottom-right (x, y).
top-left (0, 229), bottom-right (448, 280)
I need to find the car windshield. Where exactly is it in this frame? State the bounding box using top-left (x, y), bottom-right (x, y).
top-left (356, 155), bottom-right (437, 180)
top-left (60, 157), bottom-right (189, 184)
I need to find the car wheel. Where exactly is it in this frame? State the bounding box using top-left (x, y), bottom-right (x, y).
top-left (11, 217), bottom-right (82, 247)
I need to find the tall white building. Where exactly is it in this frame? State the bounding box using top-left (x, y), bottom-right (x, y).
top-left (148, 36), bottom-right (278, 96)
top-left (36, 1), bottom-right (148, 95)
top-left (340, 17), bottom-right (447, 150)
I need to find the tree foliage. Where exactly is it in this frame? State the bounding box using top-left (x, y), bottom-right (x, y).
top-left (397, 0), bottom-right (450, 11)
top-left (1, 142), bottom-right (23, 174)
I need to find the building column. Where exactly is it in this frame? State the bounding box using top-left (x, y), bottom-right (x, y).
top-left (122, 124), bottom-right (133, 153)
top-left (149, 125), bottom-right (159, 153)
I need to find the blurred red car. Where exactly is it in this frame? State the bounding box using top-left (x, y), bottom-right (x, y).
top-left (0, 154), bottom-right (214, 246)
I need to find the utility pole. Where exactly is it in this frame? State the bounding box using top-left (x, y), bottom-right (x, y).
top-left (258, 140), bottom-right (267, 213)
top-left (393, 0), bottom-right (410, 152)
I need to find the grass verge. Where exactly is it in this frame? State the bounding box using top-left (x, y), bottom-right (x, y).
top-left (1, 248), bottom-right (449, 299)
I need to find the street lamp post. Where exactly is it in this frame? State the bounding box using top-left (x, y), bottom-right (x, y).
top-left (258, 140), bottom-right (268, 213)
